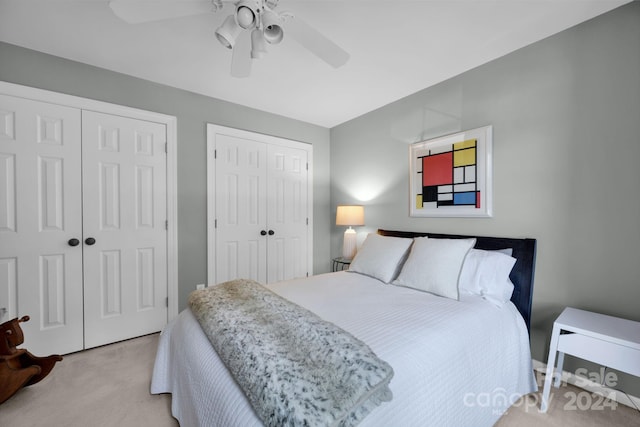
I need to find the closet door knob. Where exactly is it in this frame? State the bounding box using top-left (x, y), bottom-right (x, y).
top-left (260, 230), bottom-right (267, 236)
top-left (268, 230), bottom-right (274, 236)
top-left (68, 238), bottom-right (80, 247)
top-left (85, 237), bottom-right (96, 246)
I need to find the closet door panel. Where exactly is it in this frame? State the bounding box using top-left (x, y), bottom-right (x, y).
top-left (0, 94), bottom-right (84, 355)
top-left (214, 134), bottom-right (267, 283)
top-left (267, 144), bottom-right (308, 283)
top-left (208, 125), bottom-right (311, 286)
top-left (82, 111), bottom-right (168, 349)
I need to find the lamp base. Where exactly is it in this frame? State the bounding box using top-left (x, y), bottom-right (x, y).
top-left (342, 228), bottom-right (357, 260)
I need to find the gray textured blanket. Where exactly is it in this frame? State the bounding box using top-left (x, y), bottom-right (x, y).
top-left (188, 279), bottom-right (394, 427)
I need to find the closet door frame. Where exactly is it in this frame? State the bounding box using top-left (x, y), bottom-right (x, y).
top-left (0, 81), bottom-right (179, 321)
top-left (206, 123), bottom-right (314, 285)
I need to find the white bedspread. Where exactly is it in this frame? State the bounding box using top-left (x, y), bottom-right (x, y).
top-left (151, 272), bottom-right (536, 427)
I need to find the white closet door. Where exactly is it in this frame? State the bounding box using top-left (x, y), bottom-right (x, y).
top-left (215, 134), bottom-right (268, 283)
top-left (81, 111), bottom-right (168, 349)
top-left (210, 125), bottom-right (310, 286)
top-left (0, 94), bottom-right (84, 355)
top-left (267, 144), bottom-right (308, 282)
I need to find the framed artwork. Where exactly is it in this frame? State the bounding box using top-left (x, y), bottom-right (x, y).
top-left (409, 125), bottom-right (492, 217)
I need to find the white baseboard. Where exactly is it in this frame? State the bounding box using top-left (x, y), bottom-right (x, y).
top-left (532, 359), bottom-right (640, 410)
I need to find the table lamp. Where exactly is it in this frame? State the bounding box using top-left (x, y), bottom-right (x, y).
top-left (336, 205), bottom-right (365, 260)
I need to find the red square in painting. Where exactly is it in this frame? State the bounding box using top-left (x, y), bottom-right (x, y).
top-left (423, 152), bottom-right (453, 186)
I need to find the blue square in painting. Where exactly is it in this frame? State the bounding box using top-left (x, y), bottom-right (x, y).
top-left (453, 192), bottom-right (476, 205)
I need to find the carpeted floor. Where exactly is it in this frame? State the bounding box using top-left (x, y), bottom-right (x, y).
top-left (0, 333), bottom-right (638, 426)
top-left (0, 334), bottom-right (177, 427)
top-left (495, 380), bottom-right (640, 427)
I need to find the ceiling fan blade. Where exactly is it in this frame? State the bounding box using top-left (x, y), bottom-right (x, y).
top-left (231, 30), bottom-right (252, 78)
top-left (285, 16), bottom-right (349, 68)
top-left (109, 0), bottom-right (214, 24)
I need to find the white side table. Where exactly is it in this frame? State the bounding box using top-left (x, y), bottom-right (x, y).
top-left (540, 307), bottom-right (640, 412)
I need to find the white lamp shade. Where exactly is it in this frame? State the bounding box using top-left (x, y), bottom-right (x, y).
top-left (215, 15), bottom-right (242, 49)
top-left (336, 205), bottom-right (364, 226)
top-left (235, 2), bottom-right (257, 29)
top-left (262, 10), bottom-right (283, 44)
top-left (336, 205), bottom-right (364, 260)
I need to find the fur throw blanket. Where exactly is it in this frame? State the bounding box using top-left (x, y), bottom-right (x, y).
top-left (188, 279), bottom-right (394, 427)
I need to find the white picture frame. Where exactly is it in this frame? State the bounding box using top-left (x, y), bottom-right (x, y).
top-left (409, 125), bottom-right (493, 217)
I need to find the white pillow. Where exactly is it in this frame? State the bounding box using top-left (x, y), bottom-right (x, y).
top-left (459, 248), bottom-right (517, 307)
top-left (348, 233), bottom-right (413, 283)
top-left (481, 280), bottom-right (515, 307)
top-left (392, 237), bottom-right (476, 299)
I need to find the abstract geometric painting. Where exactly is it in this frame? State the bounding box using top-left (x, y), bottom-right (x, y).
top-left (409, 126), bottom-right (492, 217)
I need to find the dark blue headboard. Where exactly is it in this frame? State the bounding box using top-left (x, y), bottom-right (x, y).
top-left (377, 229), bottom-right (537, 333)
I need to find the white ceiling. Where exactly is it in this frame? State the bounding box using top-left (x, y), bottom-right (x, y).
top-left (0, 0), bottom-right (631, 128)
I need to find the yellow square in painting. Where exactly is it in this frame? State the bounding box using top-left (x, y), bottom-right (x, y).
top-left (454, 139), bottom-right (477, 150)
top-left (416, 194), bottom-right (423, 209)
top-left (454, 147), bottom-right (476, 167)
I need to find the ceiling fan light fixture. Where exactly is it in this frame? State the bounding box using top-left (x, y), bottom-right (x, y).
top-left (235, 1), bottom-right (258, 29)
top-left (251, 29), bottom-right (268, 59)
top-left (215, 14), bottom-right (242, 49)
top-left (261, 10), bottom-right (283, 45)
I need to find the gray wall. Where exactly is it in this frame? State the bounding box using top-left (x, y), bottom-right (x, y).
top-left (331, 2), bottom-right (640, 395)
top-left (0, 41), bottom-right (332, 311)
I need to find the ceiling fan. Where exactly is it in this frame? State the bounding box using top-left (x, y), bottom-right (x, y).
top-left (108, 0), bottom-right (350, 78)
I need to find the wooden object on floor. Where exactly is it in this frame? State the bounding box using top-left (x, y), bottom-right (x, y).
top-left (0, 316), bottom-right (63, 404)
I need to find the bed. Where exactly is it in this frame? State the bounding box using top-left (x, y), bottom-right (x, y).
top-left (151, 229), bottom-right (538, 426)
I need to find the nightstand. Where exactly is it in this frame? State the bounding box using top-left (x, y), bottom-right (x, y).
top-left (332, 257), bottom-right (352, 272)
top-left (540, 307), bottom-right (640, 412)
